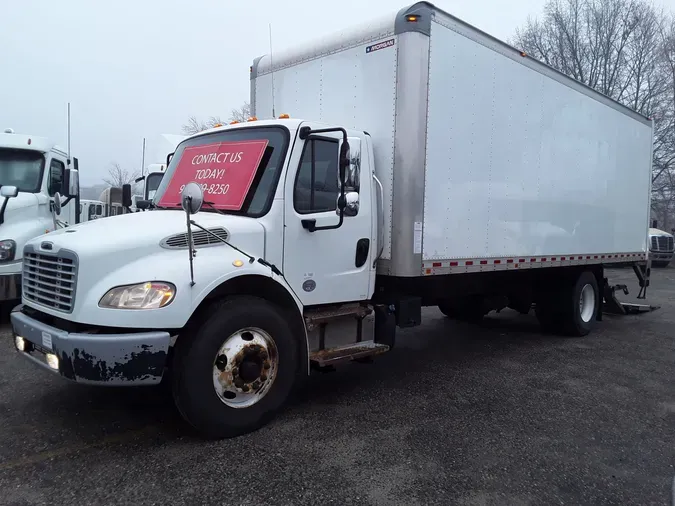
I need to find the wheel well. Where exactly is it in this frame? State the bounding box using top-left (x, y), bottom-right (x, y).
top-left (184, 275), bottom-right (308, 372)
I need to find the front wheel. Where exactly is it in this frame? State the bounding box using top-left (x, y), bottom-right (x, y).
top-left (172, 296), bottom-right (300, 438)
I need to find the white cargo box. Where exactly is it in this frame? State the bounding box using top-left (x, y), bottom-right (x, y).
top-left (251, 1), bottom-right (653, 277)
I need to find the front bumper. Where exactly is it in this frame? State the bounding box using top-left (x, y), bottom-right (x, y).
top-left (10, 306), bottom-right (171, 386)
top-left (649, 251), bottom-right (674, 263)
top-left (0, 273), bottom-right (21, 302)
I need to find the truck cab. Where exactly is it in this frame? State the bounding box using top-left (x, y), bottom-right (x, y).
top-left (0, 129), bottom-right (80, 302)
top-left (143, 163), bottom-right (166, 201)
top-left (80, 199), bottom-right (104, 222)
top-left (648, 227), bottom-right (674, 267)
top-left (10, 118), bottom-right (374, 437)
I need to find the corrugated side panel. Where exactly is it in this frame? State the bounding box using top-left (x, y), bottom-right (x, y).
top-left (254, 36), bottom-right (399, 259)
top-left (422, 19), bottom-right (653, 261)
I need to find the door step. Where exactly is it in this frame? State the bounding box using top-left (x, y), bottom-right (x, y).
top-left (304, 303), bottom-right (372, 330)
top-left (309, 340), bottom-right (389, 367)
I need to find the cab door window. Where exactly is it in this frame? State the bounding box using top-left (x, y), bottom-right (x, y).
top-left (48, 159), bottom-right (65, 196)
top-left (293, 138), bottom-right (339, 214)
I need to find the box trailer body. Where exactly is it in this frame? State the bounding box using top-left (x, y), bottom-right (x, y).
top-left (10, 2), bottom-right (655, 440)
top-left (251, 2), bottom-right (653, 277)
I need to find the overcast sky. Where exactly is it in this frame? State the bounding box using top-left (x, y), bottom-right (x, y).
top-left (1, 0), bottom-right (673, 186)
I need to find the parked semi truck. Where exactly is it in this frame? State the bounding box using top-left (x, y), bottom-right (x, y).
top-left (648, 227), bottom-right (674, 267)
top-left (0, 128), bottom-right (80, 303)
top-left (11, 2), bottom-right (653, 439)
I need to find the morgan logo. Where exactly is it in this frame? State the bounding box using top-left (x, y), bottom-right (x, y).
top-left (366, 38), bottom-right (395, 54)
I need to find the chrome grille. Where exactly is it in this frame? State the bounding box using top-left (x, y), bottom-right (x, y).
top-left (22, 246), bottom-right (78, 313)
top-left (651, 235), bottom-right (674, 252)
top-left (160, 227), bottom-right (229, 249)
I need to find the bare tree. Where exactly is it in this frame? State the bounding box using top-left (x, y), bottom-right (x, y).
top-left (229, 101), bottom-right (251, 123)
top-left (181, 115), bottom-right (225, 135)
top-left (181, 102), bottom-right (251, 135)
top-left (513, 0), bottom-right (675, 213)
top-left (104, 162), bottom-right (140, 188)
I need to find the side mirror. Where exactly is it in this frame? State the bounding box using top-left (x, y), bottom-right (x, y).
top-left (62, 169), bottom-right (79, 198)
top-left (122, 184), bottom-right (132, 207)
top-left (0, 186), bottom-right (18, 199)
top-left (180, 182), bottom-right (204, 214)
top-left (52, 192), bottom-right (62, 215)
top-left (338, 140), bottom-right (350, 184)
top-left (136, 200), bottom-right (151, 210)
top-left (337, 191), bottom-right (359, 217)
top-left (344, 137), bottom-right (361, 192)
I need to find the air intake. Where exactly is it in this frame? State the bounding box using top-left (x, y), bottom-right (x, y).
top-left (160, 227), bottom-right (229, 249)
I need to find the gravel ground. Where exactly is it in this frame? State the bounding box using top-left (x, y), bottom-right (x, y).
top-left (0, 267), bottom-right (673, 506)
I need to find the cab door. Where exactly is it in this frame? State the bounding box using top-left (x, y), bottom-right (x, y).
top-left (282, 125), bottom-right (374, 306)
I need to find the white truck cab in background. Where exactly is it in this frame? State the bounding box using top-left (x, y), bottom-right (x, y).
top-left (0, 128), bottom-right (80, 303)
top-left (648, 227), bottom-right (674, 267)
top-left (80, 199), bottom-right (104, 222)
top-left (10, 2), bottom-right (655, 439)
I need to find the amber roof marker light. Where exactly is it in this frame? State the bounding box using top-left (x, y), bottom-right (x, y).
top-left (406, 14), bottom-right (420, 22)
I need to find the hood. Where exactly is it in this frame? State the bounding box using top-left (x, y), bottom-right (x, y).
top-left (649, 228), bottom-right (673, 237)
top-left (3, 192), bottom-right (41, 213)
top-left (29, 209), bottom-right (266, 258)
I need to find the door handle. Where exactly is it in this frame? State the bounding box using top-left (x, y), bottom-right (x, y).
top-left (301, 219), bottom-right (317, 232)
top-left (355, 238), bottom-right (370, 267)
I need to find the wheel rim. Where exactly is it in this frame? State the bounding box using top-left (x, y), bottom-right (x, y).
top-left (212, 327), bottom-right (279, 409)
top-left (579, 283), bottom-right (596, 323)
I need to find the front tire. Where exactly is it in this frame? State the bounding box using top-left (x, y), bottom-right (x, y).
top-left (172, 296), bottom-right (300, 439)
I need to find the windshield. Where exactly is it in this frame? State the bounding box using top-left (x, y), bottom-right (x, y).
top-left (145, 172), bottom-right (164, 200)
top-left (0, 148), bottom-right (45, 193)
top-left (153, 126), bottom-right (289, 217)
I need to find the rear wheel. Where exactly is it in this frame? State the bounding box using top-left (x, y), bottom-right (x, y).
top-left (172, 296), bottom-right (300, 439)
top-left (562, 271), bottom-right (599, 336)
top-left (535, 270), bottom-right (599, 337)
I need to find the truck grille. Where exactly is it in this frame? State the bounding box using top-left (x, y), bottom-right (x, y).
top-left (160, 227), bottom-right (229, 249)
top-left (651, 235), bottom-right (674, 252)
top-left (22, 245), bottom-right (78, 313)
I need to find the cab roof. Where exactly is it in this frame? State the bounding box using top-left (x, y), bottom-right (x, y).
top-left (0, 131), bottom-right (66, 155)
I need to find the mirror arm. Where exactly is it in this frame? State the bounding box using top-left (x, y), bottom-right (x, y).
top-left (0, 197), bottom-right (9, 226)
top-left (298, 126), bottom-right (350, 233)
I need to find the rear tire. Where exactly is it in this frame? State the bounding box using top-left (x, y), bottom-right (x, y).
top-left (171, 296), bottom-right (300, 439)
top-left (536, 270), bottom-right (599, 337)
top-left (561, 271), bottom-right (599, 337)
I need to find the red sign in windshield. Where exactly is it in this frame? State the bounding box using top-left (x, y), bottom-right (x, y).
top-left (158, 140), bottom-right (268, 210)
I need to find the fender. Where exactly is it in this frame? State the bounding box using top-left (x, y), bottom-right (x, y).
top-left (189, 263), bottom-right (310, 374)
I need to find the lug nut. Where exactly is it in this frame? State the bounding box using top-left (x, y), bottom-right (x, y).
top-left (263, 361), bottom-right (271, 370)
top-left (241, 384), bottom-right (250, 392)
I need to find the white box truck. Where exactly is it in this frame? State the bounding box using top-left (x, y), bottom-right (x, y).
top-left (10, 2), bottom-right (653, 438)
top-left (0, 128), bottom-right (80, 304)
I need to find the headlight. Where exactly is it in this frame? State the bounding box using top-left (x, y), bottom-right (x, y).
top-left (99, 281), bottom-right (176, 310)
top-left (0, 240), bottom-right (16, 262)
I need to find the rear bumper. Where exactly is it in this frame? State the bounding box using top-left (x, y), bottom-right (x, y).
top-left (10, 305), bottom-right (171, 386)
top-left (0, 273), bottom-right (21, 302)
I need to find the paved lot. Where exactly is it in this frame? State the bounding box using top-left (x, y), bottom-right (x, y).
top-left (0, 268), bottom-right (673, 505)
